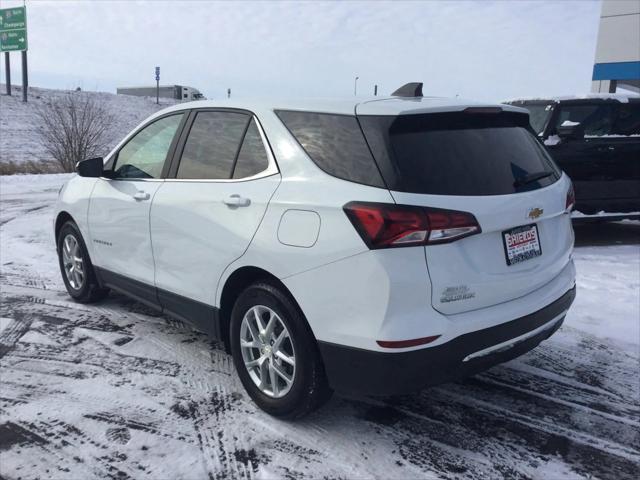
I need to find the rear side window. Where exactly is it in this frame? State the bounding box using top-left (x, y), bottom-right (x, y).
top-left (276, 110), bottom-right (385, 188)
top-left (177, 111), bottom-right (249, 179)
top-left (233, 119), bottom-right (270, 179)
top-left (359, 111), bottom-right (561, 196)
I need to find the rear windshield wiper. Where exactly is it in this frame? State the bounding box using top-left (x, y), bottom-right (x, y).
top-left (514, 171), bottom-right (554, 188)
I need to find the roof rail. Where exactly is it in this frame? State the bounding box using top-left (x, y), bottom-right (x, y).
top-left (391, 82), bottom-right (423, 98)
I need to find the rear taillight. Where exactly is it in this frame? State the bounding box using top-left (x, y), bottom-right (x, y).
top-left (566, 182), bottom-right (575, 211)
top-left (343, 202), bottom-right (481, 249)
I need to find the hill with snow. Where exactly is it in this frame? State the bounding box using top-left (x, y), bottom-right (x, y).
top-left (0, 85), bottom-right (177, 171)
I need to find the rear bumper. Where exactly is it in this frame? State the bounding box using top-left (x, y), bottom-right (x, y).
top-left (318, 286), bottom-right (576, 396)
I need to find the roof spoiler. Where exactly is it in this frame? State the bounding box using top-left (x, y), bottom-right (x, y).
top-left (391, 82), bottom-right (423, 98)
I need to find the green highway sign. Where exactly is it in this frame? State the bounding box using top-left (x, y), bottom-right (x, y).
top-left (0, 6), bottom-right (28, 52)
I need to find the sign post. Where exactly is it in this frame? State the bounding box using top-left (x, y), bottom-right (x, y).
top-left (4, 52), bottom-right (10, 95)
top-left (21, 50), bottom-right (27, 102)
top-left (155, 66), bottom-right (160, 104)
top-left (0, 6), bottom-right (28, 101)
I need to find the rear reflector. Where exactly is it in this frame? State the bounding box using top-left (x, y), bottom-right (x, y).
top-left (344, 202), bottom-right (481, 249)
top-left (377, 335), bottom-right (441, 349)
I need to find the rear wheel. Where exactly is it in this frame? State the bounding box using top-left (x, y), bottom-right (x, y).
top-left (57, 221), bottom-right (109, 303)
top-left (230, 282), bottom-right (332, 418)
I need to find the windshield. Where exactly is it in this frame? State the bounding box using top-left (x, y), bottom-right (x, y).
top-left (359, 111), bottom-right (561, 196)
top-left (518, 103), bottom-right (554, 135)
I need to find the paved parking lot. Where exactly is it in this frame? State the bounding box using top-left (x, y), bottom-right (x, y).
top-left (1, 174), bottom-right (638, 479)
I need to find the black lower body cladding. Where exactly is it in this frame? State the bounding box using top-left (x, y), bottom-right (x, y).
top-left (318, 287), bottom-right (576, 396)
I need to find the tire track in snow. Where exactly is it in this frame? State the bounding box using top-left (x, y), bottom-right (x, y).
top-left (2, 270), bottom-right (640, 478)
top-left (0, 316), bottom-right (34, 358)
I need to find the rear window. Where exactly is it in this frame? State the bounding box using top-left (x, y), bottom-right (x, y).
top-left (359, 111), bottom-right (561, 196)
top-left (275, 110), bottom-right (385, 188)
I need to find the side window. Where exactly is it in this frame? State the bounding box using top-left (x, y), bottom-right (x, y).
top-left (113, 114), bottom-right (183, 179)
top-left (554, 104), bottom-right (615, 136)
top-left (177, 111), bottom-right (249, 179)
top-left (232, 119), bottom-right (270, 179)
top-left (276, 110), bottom-right (385, 188)
top-left (612, 103), bottom-right (640, 136)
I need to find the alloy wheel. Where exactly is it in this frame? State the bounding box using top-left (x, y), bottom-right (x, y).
top-left (239, 305), bottom-right (296, 398)
top-left (62, 233), bottom-right (85, 290)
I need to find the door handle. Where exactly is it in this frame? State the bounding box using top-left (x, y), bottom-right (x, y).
top-left (223, 194), bottom-right (251, 207)
top-left (133, 190), bottom-right (151, 201)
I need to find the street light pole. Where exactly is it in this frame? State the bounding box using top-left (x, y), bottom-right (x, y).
top-left (354, 76), bottom-right (359, 96)
top-left (155, 66), bottom-right (160, 104)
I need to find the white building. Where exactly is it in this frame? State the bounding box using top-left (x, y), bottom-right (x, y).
top-left (591, 0), bottom-right (640, 93)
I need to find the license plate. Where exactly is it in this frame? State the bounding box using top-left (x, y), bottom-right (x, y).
top-left (502, 224), bottom-right (542, 266)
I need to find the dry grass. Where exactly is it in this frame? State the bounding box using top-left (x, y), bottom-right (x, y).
top-left (0, 160), bottom-right (62, 175)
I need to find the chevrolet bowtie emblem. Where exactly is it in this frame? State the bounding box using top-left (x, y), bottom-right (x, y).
top-left (528, 207), bottom-right (544, 220)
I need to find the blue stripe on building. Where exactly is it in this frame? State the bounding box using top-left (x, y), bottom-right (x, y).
top-left (592, 61), bottom-right (640, 81)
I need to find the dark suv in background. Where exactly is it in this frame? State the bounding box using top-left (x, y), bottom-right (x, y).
top-left (506, 95), bottom-right (639, 217)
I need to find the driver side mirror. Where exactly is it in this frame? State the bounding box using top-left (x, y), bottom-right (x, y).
top-left (76, 157), bottom-right (104, 177)
top-left (557, 121), bottom-right (584, 140)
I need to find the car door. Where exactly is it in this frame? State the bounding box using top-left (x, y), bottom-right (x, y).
top-left (149, 109), bottom-right (280, 334)
top-left (88, 113), bottom-right (185, 306)
top-left (606, 101), bottom-right (640, 210)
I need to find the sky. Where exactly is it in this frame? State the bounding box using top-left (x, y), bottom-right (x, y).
top-left (0, 0), bottom-right (602, 102)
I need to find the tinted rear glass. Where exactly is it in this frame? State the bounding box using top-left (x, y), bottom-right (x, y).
top-left (276, 110), bottom-right (385, 188)
top-left (359, 112), bottom-right (561, 196)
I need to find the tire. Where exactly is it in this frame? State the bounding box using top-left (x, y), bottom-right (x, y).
top-left (57, 220), bottom-right (109, 303)
top-left (230, 281), bottom-right (332, 418)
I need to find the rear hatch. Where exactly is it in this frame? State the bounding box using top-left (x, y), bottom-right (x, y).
top-left (358, 107), bottom-right (574, 315)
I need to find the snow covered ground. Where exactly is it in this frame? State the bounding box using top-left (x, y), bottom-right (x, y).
top-left (0, 85), bottom-right (176, 166)
top-left (0, 174), bottom-right (639, 479)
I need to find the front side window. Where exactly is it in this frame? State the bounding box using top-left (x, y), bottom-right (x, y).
top-left (177, 111), bottom-right (249, 179)
top-left (554, 103), bottom-right (615, 136)
top-left (113, 114), bottom-right (183, 179)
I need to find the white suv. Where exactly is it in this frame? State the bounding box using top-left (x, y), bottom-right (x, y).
top-left (55, 86), bottom-right (576, 418)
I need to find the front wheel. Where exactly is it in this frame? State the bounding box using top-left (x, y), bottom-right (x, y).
top-left (230, 282), bottom-right (332, 418)
top-left (57, 220), bottom-right (109, 303)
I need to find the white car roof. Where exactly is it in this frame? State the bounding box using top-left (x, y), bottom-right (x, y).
top-left (153, 96), bottom-right (526, 117)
